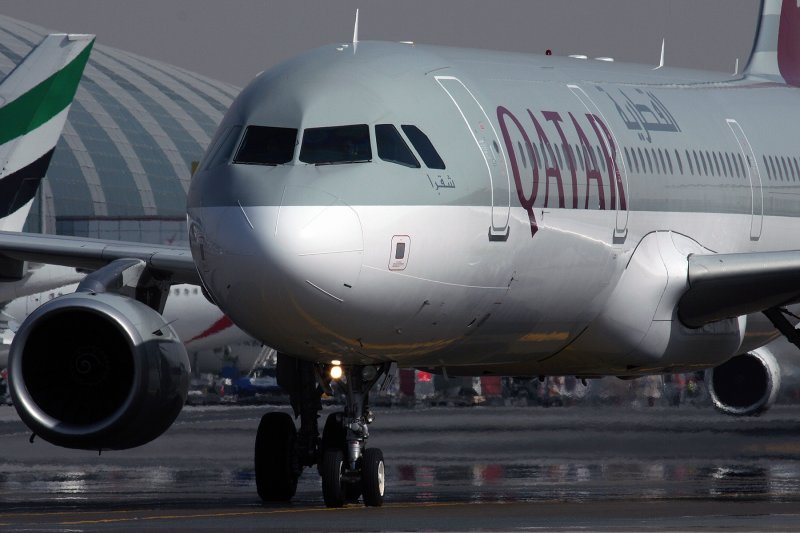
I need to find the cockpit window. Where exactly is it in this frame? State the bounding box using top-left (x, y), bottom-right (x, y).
top-left (401, 125), bottom-right (446, 170)
top-left (233, 126), bottom-right (297, 166)
top-left (299, 124), bottom-right (372, 165)
top-left (376, 124), bottom-right (420, 168)
top-left (203, 125), bottom-right (242, 170)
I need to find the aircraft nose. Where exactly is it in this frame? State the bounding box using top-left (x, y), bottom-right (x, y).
top-left (228, 183), bottom-right (364, 329)
top-left (271, 185), bottom-right (364, 300)
top-left (192, 182), bottom-right (365, 354)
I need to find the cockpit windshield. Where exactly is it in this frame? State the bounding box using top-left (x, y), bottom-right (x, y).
top-left (233, 126), bottom-right (297, 165)
top-left (299, 124), bottom-right (372, 165)
top-left (402, 125), bottom-right (446, 169)
top-left (376, 124), bottom-right (420, 168)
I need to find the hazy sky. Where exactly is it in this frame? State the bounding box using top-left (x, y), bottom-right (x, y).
top-left (1, 0), bottom-right (759, 87)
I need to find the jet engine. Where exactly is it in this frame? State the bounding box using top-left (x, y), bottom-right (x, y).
top-left (707, 348), bottom-right (781, 416)
top-left (8, 291), bottom-right (190, 450)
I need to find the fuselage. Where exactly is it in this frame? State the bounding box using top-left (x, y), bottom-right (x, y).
top-left (187, 41), bottom-right (800, 376)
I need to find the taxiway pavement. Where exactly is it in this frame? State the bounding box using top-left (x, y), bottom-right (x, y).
top-left (2, 403), bottom-right (800, 530)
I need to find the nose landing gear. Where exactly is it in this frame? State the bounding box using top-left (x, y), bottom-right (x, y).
top-left (254, 354), bottom-right (389, 508)
top-left (320, 363), bottom-right (389, 507)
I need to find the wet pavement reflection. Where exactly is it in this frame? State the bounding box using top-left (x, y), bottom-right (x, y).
top-left (1, 404), bottom-right (800, 515)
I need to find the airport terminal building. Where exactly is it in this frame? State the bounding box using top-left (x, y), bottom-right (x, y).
top-left (0, 15), bottom-right (238, 244)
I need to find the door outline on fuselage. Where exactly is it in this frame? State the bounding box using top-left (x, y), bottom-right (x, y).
top-left (567, 84), bottom-right (630, 238)
top-left (726, 119), bottom-right (763, 241)
top-left (435, 75), bottom-right (511, 241)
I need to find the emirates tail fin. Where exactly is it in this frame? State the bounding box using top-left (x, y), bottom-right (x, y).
top-left (0, 33), bottom-right (94, 232)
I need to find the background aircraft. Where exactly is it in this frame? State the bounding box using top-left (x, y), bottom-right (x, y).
top-left (0, 33), bottom-right (93, 233)
top-left (2, 0), bottom-right (800, 509)
top-left (0, 30), bottom-right (258, 377)
top-left (0, 33), bottom-right (94, 361)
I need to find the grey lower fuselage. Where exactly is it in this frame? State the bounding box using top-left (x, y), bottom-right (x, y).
top-left (187, 42), bottom-right (800, 377)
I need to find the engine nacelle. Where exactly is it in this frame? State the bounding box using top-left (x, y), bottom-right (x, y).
top-left (707, 348), bottom-right (781, 416)
top-left (9, 291), bottom-right (190, 450)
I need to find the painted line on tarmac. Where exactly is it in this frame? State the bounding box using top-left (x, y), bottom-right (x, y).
top-left (4, 502), bottom-right (474, 527)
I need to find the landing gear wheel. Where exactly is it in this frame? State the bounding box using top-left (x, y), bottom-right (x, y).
top-left (361, 448), bottom-right (385, 507)
top-left (320, 413), bottom-right (345, 455)
top-left (321, 412), bottom-right (362, 502)
top-left (321, 448), bottom-right (345, 507)
top-left (255, 412), bottom-right (299, 502)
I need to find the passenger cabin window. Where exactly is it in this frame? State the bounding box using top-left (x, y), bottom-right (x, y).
top-left (300, 124), bottom-right (371, 165)
top-left (233, 126), bottom-right (297, 166)
top-left (401, 125), bottom-right (446, 169)
top-left (376, 124), bottom-right (420, 168)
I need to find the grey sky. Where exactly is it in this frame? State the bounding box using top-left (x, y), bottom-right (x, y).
top-left (1, 0), bottom-right (759, 87)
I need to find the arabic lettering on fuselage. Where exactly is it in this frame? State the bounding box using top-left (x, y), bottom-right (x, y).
top-left (497, 106), bottom-right (627, 238)
top-left (598, 86), bottom-right (680, 143)
top-left (428, 174), bottom-right (456, 190)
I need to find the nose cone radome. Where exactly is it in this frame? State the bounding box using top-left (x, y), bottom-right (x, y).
top-left (194, 185), bottom-right (364, 355)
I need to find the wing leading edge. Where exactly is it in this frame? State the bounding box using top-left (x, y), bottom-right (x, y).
top-left (678, 250), bottom-right (800, 328)
top-left (0, 230), bottom-right (199, 285)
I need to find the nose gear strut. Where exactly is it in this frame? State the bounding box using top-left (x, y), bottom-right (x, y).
top-left (254, 353), bottom-right (390, 507)
top-left (321, 362), bottom-right (390, 507)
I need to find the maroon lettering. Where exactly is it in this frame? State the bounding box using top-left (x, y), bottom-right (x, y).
top-left (587, 114), bottom-right (627, 211)
top-left (495, 104), bottom-right (629, 239)
top-left (543, 111), bottom-right (578, 209)
top-left (497, 106), bottom-right (539, 236)
top-left (569, 112), bottom-right (605, 210)
top-left (528, 110), bottom-right (565, 208)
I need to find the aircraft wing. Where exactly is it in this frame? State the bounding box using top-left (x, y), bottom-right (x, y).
top-left (678, 251), bottom-right (800, 328)
top-left (0, 230), bottom-right (199, 285)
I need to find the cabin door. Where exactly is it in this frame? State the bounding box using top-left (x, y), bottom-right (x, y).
top-left (726, 119), bottom-right (763, 240)
top-left (435, 75), bottom-right (510, 241)
top-left (567, 84), bottom-right (630, 238)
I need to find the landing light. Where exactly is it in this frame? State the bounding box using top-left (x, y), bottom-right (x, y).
top-left (330, 363), bottom-right (343, 380)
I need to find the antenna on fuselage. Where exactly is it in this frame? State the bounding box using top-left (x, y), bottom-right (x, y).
top-left (353, 8), bottom-right (359, 53)
top-left (653, 38), bottom-right (665, 70)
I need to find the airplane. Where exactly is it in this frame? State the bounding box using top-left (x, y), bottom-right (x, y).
top-left (0, 33), bottom-right (94, 362)
top-left (2, 0), bottom-right (800, 508)
top-left (0, 32), bottom-right (93, 302)
top-left (0, 32), bottom-right (93, 234)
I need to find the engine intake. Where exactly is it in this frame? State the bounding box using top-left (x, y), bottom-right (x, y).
top-left (9, 291), bottom-right (190, 450)
top-left (707, 348), bottom-right (781, 416)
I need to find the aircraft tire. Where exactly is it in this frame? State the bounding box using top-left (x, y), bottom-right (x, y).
top-left (322, 448), bottom-right (346, 507)
top-left (255, 412), bottom-right (299, 502)
top-left (321, 412), bottom-right (362, 501)
top-left (361, 447), bottom-right (385, 507)
top-left (322, 411), bottom-right (345, 444)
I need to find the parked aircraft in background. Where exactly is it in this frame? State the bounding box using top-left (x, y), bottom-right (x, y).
top-left (0, 32), bottom-right (258, 373)
top-left (3, 0), bottom-right (800, 509)
top-left (0, 32), bottom-right (93, 299)
top-left (0, 32), bottom-right (93, 233)
top-left (0, 33), bottom-right (94, 361)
